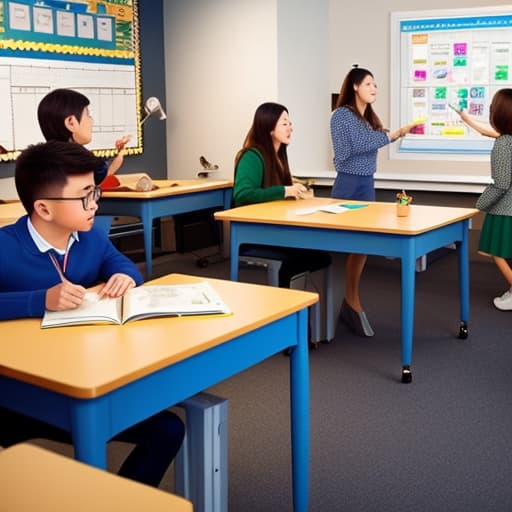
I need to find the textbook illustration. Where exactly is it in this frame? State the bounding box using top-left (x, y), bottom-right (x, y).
top-left (41, 281), bottom-right (231, 328)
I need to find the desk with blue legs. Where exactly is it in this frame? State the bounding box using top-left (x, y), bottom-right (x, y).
top-left (0, 274), bottom-right (315, 512)
top-left (99, 180), bottom-right (233, 277)
top-left (215, 199), bottom-right (479, 383)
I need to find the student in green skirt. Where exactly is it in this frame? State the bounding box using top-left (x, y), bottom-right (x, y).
top-left (459, 89), bottom-right (512, 310)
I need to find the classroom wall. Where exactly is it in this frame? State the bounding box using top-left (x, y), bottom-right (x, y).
top-left (0, 0), bottom-right (168, 199)
top-left (2, 1), bottom-right (501, 199)
top-left (162, 0), bottom-right (502, 193)
top-left (163, 0), bottom-right (279, 180)
top-left (329, 0), bottom-right (505, 192)
top-left (163, 0), bottom-right (330, 181)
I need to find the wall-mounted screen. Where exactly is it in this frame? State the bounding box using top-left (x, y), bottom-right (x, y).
top-left (0, 0), bottom-right (142, 163)
top-left (391, 6), bottom-right (512, 161)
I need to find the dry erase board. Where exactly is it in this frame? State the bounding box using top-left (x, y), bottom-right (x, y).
top-left (0, 0), bottom-right (142, 163)
top-left (390, 5), bottom-right (512, 161)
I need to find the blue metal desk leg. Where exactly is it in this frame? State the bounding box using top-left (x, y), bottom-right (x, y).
top-left (140, 203), bottom-right (154, 278)
top-left (457, 220), bottom-right (470, 339)
top-left (229, 226), bottom-right (240, 281)
top-left (400, 240), bottom-right (416, 383)
top-left (70, 399), bottom-right (109, 469)
top-left (290, 308), bottom-right (310, 512)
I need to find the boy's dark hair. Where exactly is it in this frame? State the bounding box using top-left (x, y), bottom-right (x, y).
top-left (37, 88), bottom-right (90, 142)
top-left (15, 141), bottom-right (104, 215)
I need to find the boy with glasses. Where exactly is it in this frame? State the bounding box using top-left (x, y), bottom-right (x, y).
top-left (0, 140), bottom-right (185, 488)
top-left (0, 140), bottom-right (140, 319)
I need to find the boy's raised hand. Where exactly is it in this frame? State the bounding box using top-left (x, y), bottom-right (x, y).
top-left (107, 135), bottom-right (132, 176)
top-left (115, 134), bottom-right (132, 151)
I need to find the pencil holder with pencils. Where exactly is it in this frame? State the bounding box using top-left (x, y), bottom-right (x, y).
top-left (396, 190), bottom-right (412, 217)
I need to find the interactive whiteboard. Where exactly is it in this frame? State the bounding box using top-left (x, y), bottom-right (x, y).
top-left (390, 6), bottom-right (512, 161)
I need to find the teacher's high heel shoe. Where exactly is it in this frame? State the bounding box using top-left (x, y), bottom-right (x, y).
top-left (339, 299), bottom-right (375, 337)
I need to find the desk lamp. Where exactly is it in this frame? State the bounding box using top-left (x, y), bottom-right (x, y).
top-left (141, 97), bottom-right (167, 125)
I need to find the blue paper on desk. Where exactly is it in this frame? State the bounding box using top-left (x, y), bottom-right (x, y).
top-left (295, 203), bottom-right (368, 215)
top-left (338, 204), bottom-right (368, 209)
top-left (319, 203), bottom-right (368, 214)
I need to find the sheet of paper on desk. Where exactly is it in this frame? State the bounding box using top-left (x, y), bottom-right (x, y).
top-left (295, 204), bottom-right (349, 215)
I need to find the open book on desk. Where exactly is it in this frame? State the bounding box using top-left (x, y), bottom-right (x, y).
top-left (41, 281), bottom-right (231, 328)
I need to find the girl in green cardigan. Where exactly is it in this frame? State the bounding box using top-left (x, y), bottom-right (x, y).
top-left (233, 102), bottom-right (332, 293)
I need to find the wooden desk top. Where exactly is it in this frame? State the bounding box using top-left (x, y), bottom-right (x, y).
top-left (0, 274), bottom-right (317, 399)
top-left (215, 198), bottom-right (479, 236)
top-left (0, 444), bottom-right (193, 512)
top-left (0, 201), bottom-right (25, 227)
top-left (101, 179), bottom-right (233, 199)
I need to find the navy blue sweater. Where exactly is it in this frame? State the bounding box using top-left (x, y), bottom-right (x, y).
top-left (0, 216), bottom-right (143, 320)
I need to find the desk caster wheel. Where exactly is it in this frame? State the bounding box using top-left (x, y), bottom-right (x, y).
top-left (196, 257), bottom-right (209, 269)
top-left (458, 321), bottom-right (468, 339)
top-left (401, 365), bottom-right (412, 383)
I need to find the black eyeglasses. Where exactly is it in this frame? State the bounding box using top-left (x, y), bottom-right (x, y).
top-left (41, 185), bottom-right (102, 211)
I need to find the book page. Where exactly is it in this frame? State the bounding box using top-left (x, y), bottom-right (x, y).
top-left (41, 293), bottom-right (122, 328)
top-left (122, 282), bottom-right (231, 323)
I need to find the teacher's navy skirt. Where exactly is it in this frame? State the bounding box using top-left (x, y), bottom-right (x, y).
top-left (332, 173), bottom-right (375, 201)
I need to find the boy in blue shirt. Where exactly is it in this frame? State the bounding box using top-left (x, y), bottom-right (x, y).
top-left (0, 140), bottom-right (184, 487)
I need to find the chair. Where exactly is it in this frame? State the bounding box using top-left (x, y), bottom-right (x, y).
top-left (239, 246), bottom-right (334, 344)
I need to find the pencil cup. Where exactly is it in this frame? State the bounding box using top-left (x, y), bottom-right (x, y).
top-left (396, 204), bottom-right (410, 217)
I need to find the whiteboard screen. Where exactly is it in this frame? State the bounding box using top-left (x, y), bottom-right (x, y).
top-left (0, 0), bottom-right (142, 163)
top-left (390, 6), bottom-right (512, 161)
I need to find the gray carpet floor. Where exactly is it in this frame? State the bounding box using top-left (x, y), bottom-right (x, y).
top-left (17, 248), bottom-right (512, 511)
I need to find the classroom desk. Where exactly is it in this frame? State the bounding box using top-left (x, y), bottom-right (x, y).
top-left (0, 443), bottom-right (193, 512)
top-left (215, 198), bottom-right (479, 383)
top-left (99, 179), bottom-right (233, 277)
top-left (0, 200), bottom-right (24, 227)
top-left (0, 274), bottom-right (316, 512)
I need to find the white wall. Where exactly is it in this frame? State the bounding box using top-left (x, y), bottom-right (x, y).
top-left (164, 0), bottom-right (278, 180)
top-left (163, 0), bottom-right (330, 180)
top-left (277, 0), bottom-right (331, 175)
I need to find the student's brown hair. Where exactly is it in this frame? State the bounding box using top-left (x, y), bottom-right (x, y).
top-left (235, 102), bottom-right (292, 187)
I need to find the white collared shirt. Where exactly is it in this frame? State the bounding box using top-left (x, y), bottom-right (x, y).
top-left (26, 217), bottom-right (79, 255)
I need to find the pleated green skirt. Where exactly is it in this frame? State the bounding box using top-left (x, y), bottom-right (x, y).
top-left (479, 213), bottom-right (512, 257)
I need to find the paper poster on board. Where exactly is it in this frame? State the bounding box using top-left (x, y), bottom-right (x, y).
top-left (0, 0), bottom-right (142, 162)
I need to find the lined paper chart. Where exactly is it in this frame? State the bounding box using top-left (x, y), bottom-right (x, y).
top-left (0, 0), bottom-right (141, 161)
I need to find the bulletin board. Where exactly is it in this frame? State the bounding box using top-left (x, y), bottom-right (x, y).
top-left (390, 5), bottom-right (512, 162)
top-left (0, 0), bottom-right (142, 163)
